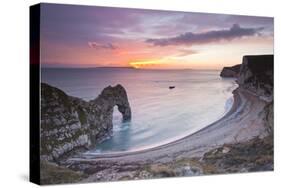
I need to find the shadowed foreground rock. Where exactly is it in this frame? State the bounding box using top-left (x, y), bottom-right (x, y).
top-left (40, 83), bottom-right (131, 162)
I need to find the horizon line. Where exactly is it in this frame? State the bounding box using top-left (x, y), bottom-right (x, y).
top-left (41, 66), bottom-right (222, 71)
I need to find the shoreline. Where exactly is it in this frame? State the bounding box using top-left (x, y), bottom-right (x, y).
top-left (81, 90), bottom-right (238, 157)
top-left (87, 91), bottom-right (236, 155)
top-left (66, 87), bottom-right (268, 164)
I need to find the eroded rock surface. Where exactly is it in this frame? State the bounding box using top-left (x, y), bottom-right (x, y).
top-left (40, 83), bottom-right (131, 161)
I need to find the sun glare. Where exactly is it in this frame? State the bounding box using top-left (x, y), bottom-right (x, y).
top-left (129, 60), bottom-right (163, 69)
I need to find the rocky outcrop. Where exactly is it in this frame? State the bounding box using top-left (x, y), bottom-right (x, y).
top-left (89, 85), bottom-right (132, 122)
top-left (237, 55), bottom-right (273, 102)
top-left (221, 55), bottom-right (273, 101)
top-left (40, 83), bottom-right (131, 162)
top-left (220, 64), bottom-right (241, 78)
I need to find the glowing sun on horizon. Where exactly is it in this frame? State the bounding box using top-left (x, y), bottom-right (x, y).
top-left (129, 60), bottom-right (165, 69)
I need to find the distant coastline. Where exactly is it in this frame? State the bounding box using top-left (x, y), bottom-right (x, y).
top-left (41, 66), bottom-right (135, 69)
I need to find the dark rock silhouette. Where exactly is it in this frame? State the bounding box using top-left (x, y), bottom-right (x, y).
top-left (220, 64), bottom-right (241, 78)
top-left (40, 83), bottom-right (131, 161)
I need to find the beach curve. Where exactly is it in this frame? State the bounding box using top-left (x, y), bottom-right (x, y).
top-left (67, 87), bottom-right (267, 164)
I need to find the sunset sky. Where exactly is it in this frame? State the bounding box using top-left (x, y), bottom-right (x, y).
top-left (40, 3), bottom-right (273, 69)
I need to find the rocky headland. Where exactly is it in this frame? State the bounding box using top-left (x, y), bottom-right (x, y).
top-left (237, 55), bottom-right (273, 101)
top-left (40, 83), bottom-right (131, 162)
top-left (220, 64), bottom-right (241, 78)
top-left (40, 54), bottom-right (273, 184)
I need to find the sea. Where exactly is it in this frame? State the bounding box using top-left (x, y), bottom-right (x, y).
top-left (41, 68), bottom-right (237, 153)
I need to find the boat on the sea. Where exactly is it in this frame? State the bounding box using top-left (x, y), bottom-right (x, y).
top-left (169, 86), bottom-right (175, 89)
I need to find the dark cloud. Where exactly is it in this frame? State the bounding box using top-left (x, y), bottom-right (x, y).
top-left (146, 24), bottom-right (264, 46)
top-left (88, 42), bottom-right (118, 50)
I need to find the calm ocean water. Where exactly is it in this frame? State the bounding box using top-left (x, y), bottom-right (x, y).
top-left (41, 68), bottom-right (237, 153)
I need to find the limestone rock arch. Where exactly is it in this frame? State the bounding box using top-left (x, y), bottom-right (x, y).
top-left (40, 83), bottom-right (131, 161)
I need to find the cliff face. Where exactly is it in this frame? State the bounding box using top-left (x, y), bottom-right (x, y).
top-left (201, 55), bottom-right (274, 174)
top-left (220, 55), bottom-right (273, 101)
top-left (220, 55), bottom-right (273, 137)
top-left (237, 55), bottom-right (273, 102)
top-left (237, 55), bottom-right (273, 133)
top-left (40, 83), bottom-right (131, 161)
top-left (220, 64), bottom-right (241, 78)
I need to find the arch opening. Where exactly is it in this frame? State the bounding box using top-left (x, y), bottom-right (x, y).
top-left (112, 105), bottom-right (123, 126)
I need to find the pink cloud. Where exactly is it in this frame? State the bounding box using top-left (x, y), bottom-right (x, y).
top-left (88, 42), bottom-right (118, 50)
